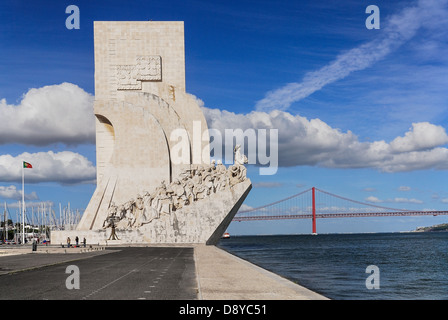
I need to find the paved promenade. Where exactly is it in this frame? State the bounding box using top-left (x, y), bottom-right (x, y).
top-left (195, 244), bottom-right (327, 300)
top-left (0, 244), bottom-right (327, 300)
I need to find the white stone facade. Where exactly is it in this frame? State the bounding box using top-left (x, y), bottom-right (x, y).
top-left (51, 21), bottom-right (251, 245)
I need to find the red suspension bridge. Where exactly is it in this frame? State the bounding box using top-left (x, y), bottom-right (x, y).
top-left (233, 187), bottom-right (448, 234)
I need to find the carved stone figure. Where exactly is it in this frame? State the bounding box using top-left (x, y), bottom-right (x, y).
top-left (103, 150), bottom-right (249, 231)
top-left (143, 193), bottom-right (159, 224)
top-left (227, 145), bottom-right (248, 186)
top-left (234, 145), bottom-right (248, 166)
top-left (171, 179), bottom-right (186, 210)
top-left (103, 202), bottom-right (118, 229)
top-left (133, 195), bottom-right (146, 227)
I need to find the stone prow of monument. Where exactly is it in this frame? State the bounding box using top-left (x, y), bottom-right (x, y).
top-left (51, 21), bottom-right (251, 245)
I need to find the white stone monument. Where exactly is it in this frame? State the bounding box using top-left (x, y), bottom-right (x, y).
top-left (51, 21), bottom-right (251, 245)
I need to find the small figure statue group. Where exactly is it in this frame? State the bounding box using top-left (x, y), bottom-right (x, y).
top-left (103, 145), bottom-right (248, 230)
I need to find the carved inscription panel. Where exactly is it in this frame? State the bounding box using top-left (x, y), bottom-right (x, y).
top-left (116, 55), bottom-right (162, 90)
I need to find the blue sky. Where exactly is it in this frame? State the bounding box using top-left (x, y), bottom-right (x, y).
top-left (1, 0), bottom-right (448, 234)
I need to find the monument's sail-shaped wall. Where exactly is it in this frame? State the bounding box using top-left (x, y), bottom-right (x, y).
top-left (51, 21), bottom-right (251, 245)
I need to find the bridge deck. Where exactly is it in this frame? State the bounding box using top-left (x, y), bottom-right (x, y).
top-left (234, 210), bottom-right (448, 221)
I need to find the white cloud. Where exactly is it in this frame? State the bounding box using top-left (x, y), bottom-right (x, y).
top-left (390, 122), bottom-right (448, 153)
top-left (378, 148), bottom-right (448, 172)
top-left (366, 195), bottom-right (423, 204)
top-left (1, 81), bottom-right (446, 186)
top-left (0, 151), bottom-right (96, 184)
top-left (237, 204), bottom-right (254, 212)
top-left (0, 185), bottom-right (38, 201)
top-left (255, 0), bottom-right (448, 112)
top-left (6, 200), bottom-right (54, 210)
top-left (203, 106), bottom-right (448, 173)
top-left (0, 82), bottom-right (95, 145)
top-left (393, 197), bottom-right (423, 204)
top-left (398, 186), bottom-right (411, 191)
top-left (0, 83), bottom-right (96, 184)
top-left (366, 196), bottom-right (382, 203)
top-left (203, 107), bottom-right (358, 167)
top-left (253, 182), bottom-right (283, 188)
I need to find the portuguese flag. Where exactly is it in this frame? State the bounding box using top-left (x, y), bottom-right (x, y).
top-left (23, 161), bottom-right (32, 169)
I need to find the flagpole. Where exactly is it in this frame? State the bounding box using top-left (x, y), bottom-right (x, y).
top-left (22, 162), bottom-right (25, 245)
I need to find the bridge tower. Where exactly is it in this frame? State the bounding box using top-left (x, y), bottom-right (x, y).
top-left (312, 187), bottom-right (317, 235)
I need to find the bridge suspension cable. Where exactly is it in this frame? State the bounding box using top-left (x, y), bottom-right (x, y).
top-left (314, 188), bottom-right (414, 212)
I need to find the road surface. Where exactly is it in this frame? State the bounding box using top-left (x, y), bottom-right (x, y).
top-left (0, 247), bottom-right (197, 300)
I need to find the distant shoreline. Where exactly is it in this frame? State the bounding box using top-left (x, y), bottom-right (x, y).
top-left (413, 223), bottom-right (448, 232)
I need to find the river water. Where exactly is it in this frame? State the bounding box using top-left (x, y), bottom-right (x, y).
top-left (217, 232), bottom-right (448, 299)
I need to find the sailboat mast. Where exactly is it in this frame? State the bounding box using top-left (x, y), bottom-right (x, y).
top-left (2, 202), bottom-right (5, 243)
